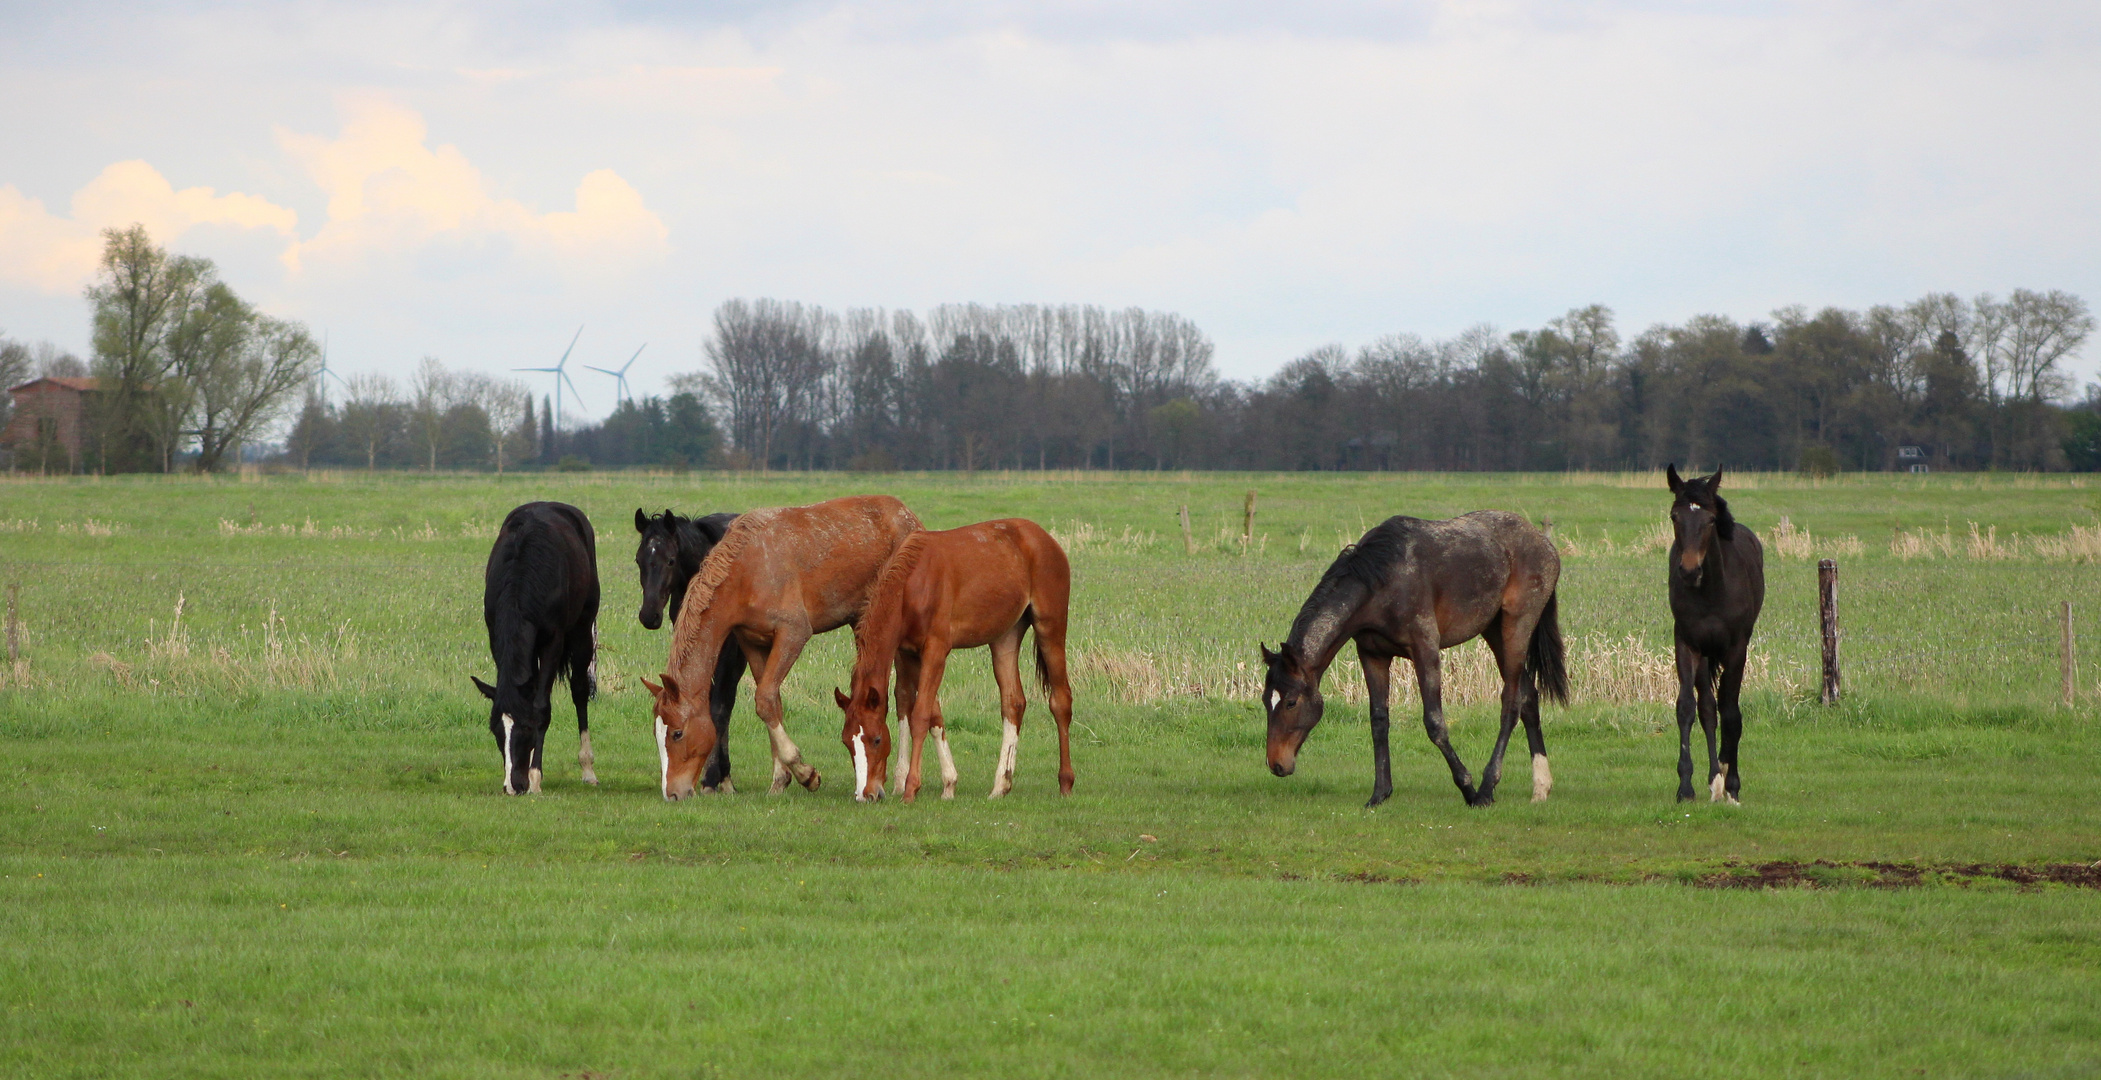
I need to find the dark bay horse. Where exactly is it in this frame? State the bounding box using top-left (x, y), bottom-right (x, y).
top-left (633, 508), bottom-right (743, 793)
top-left (833, 519), bottom-right (1075, 803)
top-left (473, 501), bottom-right (600, 795)
top-left (1665, 466), bottom-right (1765, 803)
top-left (1261, 511), bottom-right (1568, 808)
top-left (643, 495), bottom-right (921, 800)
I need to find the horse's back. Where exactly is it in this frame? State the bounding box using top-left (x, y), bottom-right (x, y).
top-left (487, 502), bottom-right (598, 624)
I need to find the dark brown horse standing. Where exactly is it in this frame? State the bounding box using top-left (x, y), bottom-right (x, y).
top-left (1665, 466), bottom-right (1765, 803)
top-left (833, 519), bottom-right (1075, 803)
top-left (643, 495), bottom-right (921, 800)
top-left (633, 508), bottom-right (743, 792)
top-left (1262, 511), bottom-right (1568, 808)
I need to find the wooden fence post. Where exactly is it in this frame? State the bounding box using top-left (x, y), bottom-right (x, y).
top-left (1179, 505), bottom-right (1194, 556)
top-left (1242, 490), bottom-right (1257, 554)
top-left (2062, 600), bottom-right (2076, 708)
top-left (1818, 559), bottom-right (1840, 705)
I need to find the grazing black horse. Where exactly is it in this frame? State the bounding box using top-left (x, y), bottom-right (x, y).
top-left (633, 508), bottom-right (744, 793)
top-left (1262, 511), bottom-right (1568, 808)
top-left (473, 502), bottom-right (600, 795)
top-left (1665, 466), bottom-right (1765, 803)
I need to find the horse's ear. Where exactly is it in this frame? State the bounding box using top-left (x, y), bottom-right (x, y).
top-left (863, 685), bottom-right (881, 709)
top-left (659, 673), bottom-right (682, 702)
top-left (635, 508), bottom-right (649, 533)
top-left (471, 676), bottom-right (497, 700)
top-left (1666, 464), bottom-right (1684, 493)
top-left (1260, 643), bottom-right (1278, 666)
top-left (833, 687), bottom-right (851, 710)
top-left (1709, 467), bottom-right (1724, 491)
top-left (641, 676), bottom-right (663, 699)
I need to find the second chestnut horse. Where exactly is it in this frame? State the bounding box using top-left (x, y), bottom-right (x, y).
top-left (834, 519), bottom-right (1075, 802)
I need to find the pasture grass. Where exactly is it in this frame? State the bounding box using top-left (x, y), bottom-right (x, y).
top-left (3, 470), bottom-right (2100, 1076)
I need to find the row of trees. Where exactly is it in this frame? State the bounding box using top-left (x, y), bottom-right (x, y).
top-left (686, 292), bottom-right (2096, 472)
top-left (281, 360), bottom-right (720, 472)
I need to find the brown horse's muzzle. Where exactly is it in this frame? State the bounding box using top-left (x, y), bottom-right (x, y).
top-left (1268, 730), bottom-right (1306, 777)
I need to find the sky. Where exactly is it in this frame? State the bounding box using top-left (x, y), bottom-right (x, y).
top-left (2, 0), bottom-right (2098, 421)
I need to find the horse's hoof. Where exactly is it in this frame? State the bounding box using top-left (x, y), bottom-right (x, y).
top-left (800, 769), bottom-right (822, 792)
top-left (1468, 792), bottom-right (1496, 807)
top-left (1676, 788), bottom-right (1696, 803)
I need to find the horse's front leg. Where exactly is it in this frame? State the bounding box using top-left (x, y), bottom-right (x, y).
top-left (1696, 656), bottom-right (1721, 801)
top-left (1412, 642), bottom-right (1478, 805)
top-left (891, 651), bottom-right (921, 797)
top-left (1716, 639), bottom-right (1748, 804)
top-left (903, 644), bottom-right (951, 803)
top-left (1674, 639), bottom-right (1699, 802)
top-left (701, 646), bottom-right (746, 794)
top-left (1359, 648), bottom-right (1395, 808)
top-left (743, 629), bottom-right (820, 794)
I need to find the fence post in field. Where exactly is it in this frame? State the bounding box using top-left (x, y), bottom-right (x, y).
top-left (2062, 600), bottom-right (2076, 708)
top-left (5, 583), bottom-right (16, 665)
top-left (1242, 490), bottom-right (1256, 554)
top-left (1179, 505), bottom-right (1194, 555)
top-left (1818, 559), bottom-right (1840, 705)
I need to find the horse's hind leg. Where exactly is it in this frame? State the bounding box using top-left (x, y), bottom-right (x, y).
top-left (1674, 639), bottom-right (1699, 802)
top-left (988, 624), bottom-right (1028, 799)
top-left (1716, 639), bottom-right (1748, 804)
top-left (1476, 620), bottom-right (1526, 807)
top-left (1037, 615), bottom-right (1077, 796)
top-left (701, 646), bottom-right (745, 794)
top-left (568, 626), bottom-right (597, 785)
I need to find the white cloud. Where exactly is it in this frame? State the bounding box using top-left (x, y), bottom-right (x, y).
top-left (0, 161), bottom-right (296, 294)
top-left (277, 97), bottom-right (669, 276)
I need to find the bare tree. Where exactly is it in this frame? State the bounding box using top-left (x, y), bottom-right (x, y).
top-left (339, 372), bottom-right (399, 471)
top-left (462, 374), bottom-right (532, 473)
top-left (701, 299), bottom-right (833, 468)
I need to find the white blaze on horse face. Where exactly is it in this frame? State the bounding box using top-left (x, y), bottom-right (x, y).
top-left (1531, 753), bottom-right (1553, 803)
top-left (851, 731), bottom-right (870, 801)
top-left (990, 719), bottom-right (1020, 798)
top-left (655, 716), bottom-right (671, 799)
top-left (501, 714), bottom-right (517, 795)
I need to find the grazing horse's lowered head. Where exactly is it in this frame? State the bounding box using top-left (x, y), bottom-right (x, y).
top-left (1260, 642), bottom-right (1325, 777)
top-left (1666, 465), bottom-right (1735, 589)
top-left (472, 673), bottom-right (545, 796)
top-left (642, 673), bottom-right (712, 800)
top-left (834, 684), bottom-right (892, 802)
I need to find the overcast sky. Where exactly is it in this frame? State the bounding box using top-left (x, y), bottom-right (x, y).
top-left (3, 0), bottom-right (2097, 418)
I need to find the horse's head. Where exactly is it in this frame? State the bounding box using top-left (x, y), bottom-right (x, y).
top-left (633, 508), bottom-right (683, 630)
top-left (1261, 642), bottom-right (1324, 777)
top-left (834, 685), bottom-right (891, 802)
top-left (1666, 465), bottom-right (1735, 586)
top-left (472, 674), bottom-right (546, 795)
top-left (642, 673), bottom-right (715, 800)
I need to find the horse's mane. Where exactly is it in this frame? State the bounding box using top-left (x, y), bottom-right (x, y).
top-left (1288, 517), bottom-right (1413, 655)
top-left (668, 507), bottom-right (780, 669)
top-left (856, 530), bottom-right (930, 649)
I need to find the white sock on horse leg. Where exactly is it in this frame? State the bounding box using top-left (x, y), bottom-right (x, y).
top-left (990, 719), bottom-right (1020, 798)
top-left (935, 727), bottom-right (958, 799)
top-left (1531, 753), bottom-right (1552, 802)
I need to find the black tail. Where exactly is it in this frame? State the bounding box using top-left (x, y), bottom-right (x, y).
top-left (1526, 590), bottom-right (1570, 706)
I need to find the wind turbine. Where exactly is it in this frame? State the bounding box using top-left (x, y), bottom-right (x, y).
top-left (584, 343), bottom-right (645, 408)
top-left (515, 326), bottom-right (585, 433)
top-left (314, 332), bottom-right (347, 402)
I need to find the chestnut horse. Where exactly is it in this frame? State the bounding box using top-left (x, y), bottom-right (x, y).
top-left (833, 519), bottom-right (1074, 802)
top-left (633, 508), bottom-right (743, 792)
top-left (1261, 511), bottom-right (1567, 808)
top-left (1665, 466), bottom-right (1765, 804)
top-left (642, 495), bottom-right (920, 801)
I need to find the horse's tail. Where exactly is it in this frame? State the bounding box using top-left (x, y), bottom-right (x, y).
top-left (1020, 604), bottom-right (1052, 690)
top-left (1527, 589), bottom-right (1570, 706)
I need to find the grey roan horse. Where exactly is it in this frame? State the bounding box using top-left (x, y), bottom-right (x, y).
top-left (1261, 511), bottom-right (1568, 808)
top-left (1665, 466), bottom-right (1765, 803)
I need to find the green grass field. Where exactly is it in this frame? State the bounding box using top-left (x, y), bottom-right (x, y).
top-left (3, 470), bottom-right (2099, 1077)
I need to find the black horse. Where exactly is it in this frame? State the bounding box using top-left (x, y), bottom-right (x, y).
top-left (1665, 466), bottom-right (1765, 803)
top-left (473, 502), bottom-right (600, 795)
top-left (1262, 511), bottom-right (1568, 808)
top-left (634, 508), bottom-right (744, 793)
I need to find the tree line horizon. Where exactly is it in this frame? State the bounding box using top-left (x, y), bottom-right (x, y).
top-left (7, 226), bottom-right (2100, 474)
